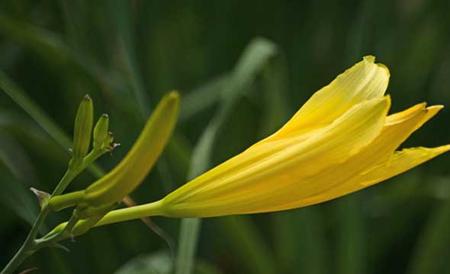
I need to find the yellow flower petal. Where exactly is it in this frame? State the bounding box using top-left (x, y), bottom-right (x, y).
top-left (294, 145), bottom-right (450, 209)
top-left (162, 96), bottom-right (390, 217)
top-left (261, 104), bottom-right (443, 212)
top-left (268, 56), bottom-right (390, 140)
top-left (359, 145), bottom-right (450, 186)
top-left (364, 104), bottom-right (442, 167)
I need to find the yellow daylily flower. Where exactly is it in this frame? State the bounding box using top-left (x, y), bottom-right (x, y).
top-left (157, 56), bottom-right (449, 217)
top-left (48, 56), bottom-right (449, 235)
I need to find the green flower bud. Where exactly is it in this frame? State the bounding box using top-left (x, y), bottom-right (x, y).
top-left (93, 113), bottom-right (111, 151)
top-left (83, 91), bottom-right (179, 207)
top-left (73, 95), bottom-right (94, 159)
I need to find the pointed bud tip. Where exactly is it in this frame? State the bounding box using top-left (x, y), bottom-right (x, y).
top-left (167, 91), bottom-right (180, 101)
top-left (83, 94), bottom-right (92, 101)
top-left (164, 91), bottom-right (180, 113)
top-left (101, 113), bottom-right (109, 119)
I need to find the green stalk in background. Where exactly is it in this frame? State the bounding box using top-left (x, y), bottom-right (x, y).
top-left (175, 38), bottom-right (278, 274)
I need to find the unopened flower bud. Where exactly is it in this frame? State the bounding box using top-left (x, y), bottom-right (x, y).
top-left (93, 113), bottom-right (110, 150)
top-left (73, 95), bottom-right (94, 159)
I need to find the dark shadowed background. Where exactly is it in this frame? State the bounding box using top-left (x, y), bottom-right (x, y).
top-left (0, 0), bottom-right (449, 274)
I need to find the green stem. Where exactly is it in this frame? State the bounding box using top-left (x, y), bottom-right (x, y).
top-left (96, 200), bottom-right (164, 226)
top-left (1, 167), bottom-right (76, 274)
top-left (1, 149), bottom-right (105, 274)
top-left (1, 207), bottom-right (49, 274)
top-left (39, 200), bottom-right (165, 244)
top-left (51, 168), bottom-right (79, 196)
top-left (176, 218), bottom-right (201, 274)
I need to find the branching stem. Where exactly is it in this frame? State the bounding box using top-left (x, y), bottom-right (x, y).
top-left (1, 149), bottom-right (106, 274)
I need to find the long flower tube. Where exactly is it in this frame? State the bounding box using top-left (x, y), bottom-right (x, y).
top-left (48, 56), bottom-right (449, 236)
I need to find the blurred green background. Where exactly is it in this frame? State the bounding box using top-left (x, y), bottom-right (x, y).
top-left (0, 0), bottom-right (449, 273)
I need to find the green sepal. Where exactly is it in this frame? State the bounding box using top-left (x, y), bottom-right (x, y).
top-left (29, 187), bottom-right (51, 209)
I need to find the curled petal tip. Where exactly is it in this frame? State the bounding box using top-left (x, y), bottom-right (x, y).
top-left (427, 105), bottom-right (444, 111)
top-left (418, 102), bottom-right (427, 108)
top-left (439, 144), bottom-right (450, 152)
top-left (423, 105), bottom-right (444, 120)
top-left (363, 55), bottom-right (376, 62)
top-left (363, 55), bottom-right (390, 77)
top-left (377, 63), bottom-right (390, 77)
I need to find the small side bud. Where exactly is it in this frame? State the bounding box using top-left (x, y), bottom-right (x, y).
top-left (73, 95), bottom-right (94, 159)
top-left (93, 113), bottom-right (109, 149)
top-left (30, 187), bottom-right (50, 209)
top-left (93, 114), bottom-right (118, 152)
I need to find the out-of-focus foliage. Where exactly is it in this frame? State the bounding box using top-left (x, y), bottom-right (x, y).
top-left (0, 1), bottom-right (449, 274)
